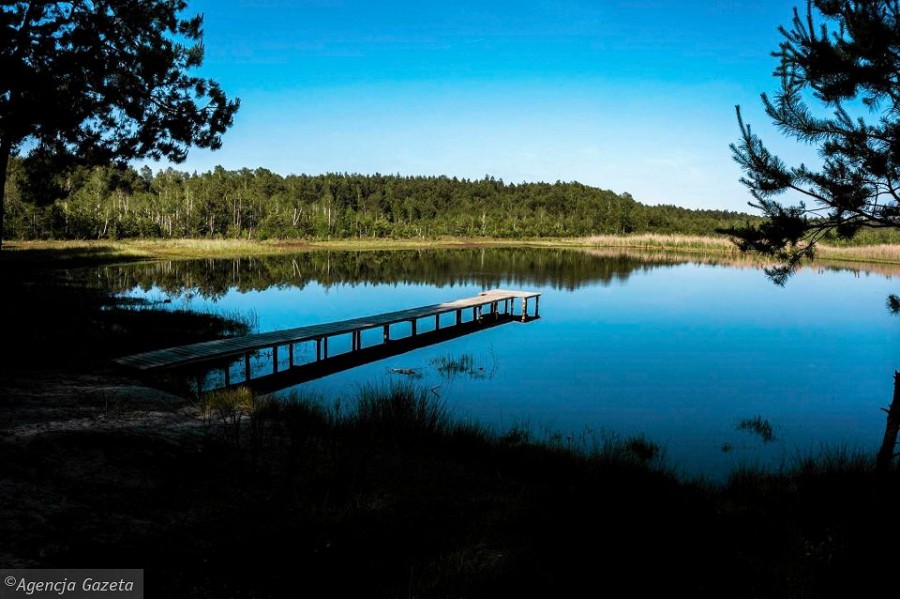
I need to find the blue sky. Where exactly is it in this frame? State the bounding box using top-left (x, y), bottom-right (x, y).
top-left (157, 0), bottom-right (816, 212)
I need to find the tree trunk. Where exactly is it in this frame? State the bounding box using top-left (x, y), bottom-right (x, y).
top-left (876, 371), bottom-right (900, 473)
top-left (0, 136), bottom-right (11, 251)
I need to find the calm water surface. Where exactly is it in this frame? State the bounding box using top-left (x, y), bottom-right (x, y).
top-left (112, 249), bottom-right (899, 478)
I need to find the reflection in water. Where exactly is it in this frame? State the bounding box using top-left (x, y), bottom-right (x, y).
top-left (100, 248), bottom-right (693, 298)
top-left (106, 247), bottom-right (898, 479)
top-left (101, 247), bottom-right (897, 301)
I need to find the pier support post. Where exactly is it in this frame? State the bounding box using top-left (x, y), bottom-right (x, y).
top-left (383, 324), bottom-right (390, 343)
top-left (245, 354), bottom-right (252, 382)
top-left (435, 314), bottom-right (440, 330)
top-left (316, 338), bottom-right (321, 361)
top-left (273, 346), bottom-right (279, 373)
top-left (535, 296), bottom-right (540, 318)
top-left (224, 366), bottom-right (230, 388)
top-left (521, 297), bottom-right (527, 322)
top-left (323, 337), bottom-right (328, 359)
top-left (289, 343), bottom-right (294, 368)
top-left (456, 309), bottom-right (462, 325)
top-left (411, 319), bottom-right (417, 336)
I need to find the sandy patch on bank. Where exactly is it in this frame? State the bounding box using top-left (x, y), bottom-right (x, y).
top-left (0, 370), bottom-right (202, 439)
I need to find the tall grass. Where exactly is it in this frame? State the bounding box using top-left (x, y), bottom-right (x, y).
top-left (817, 243), bottom-right (900, 264)
top-left (200, 386), bottom-right (255, 444)
top-left (195, 384), bottom-right (883, 504)
top-left (353, 381), bottom-right (451, 436)
top-left (123, 238), bottom-right (294, 258)
top-left (207, 382), bottom-right (458, 448)
top-left (578, 233), bottom-right (739, 252)
top-left (790, 444), bottom-right (875, 477)
top-left (201, 383), bottom-right (674, 475)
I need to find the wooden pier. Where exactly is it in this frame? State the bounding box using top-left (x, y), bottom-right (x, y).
top-left (115, 289), bottom-right (540, 387)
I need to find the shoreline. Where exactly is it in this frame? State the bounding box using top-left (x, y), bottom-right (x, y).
top-left (3, 234), bottom-right (899, 267)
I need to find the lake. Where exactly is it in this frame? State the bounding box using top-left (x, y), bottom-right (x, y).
top-left (110, 248), bottom-right (899, 479)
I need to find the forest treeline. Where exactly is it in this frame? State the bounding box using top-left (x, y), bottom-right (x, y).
top-left (2, 159), bottom-right (885, 242)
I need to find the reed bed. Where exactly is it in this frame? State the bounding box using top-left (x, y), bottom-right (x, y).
top-left (817, 243), bottom-right (900, 263)
top-left (575, 233), bottom-right (739, 252)
top-left (4, 235), bottom-right (898, 266)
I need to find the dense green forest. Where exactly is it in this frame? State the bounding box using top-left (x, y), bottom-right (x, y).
top-left (3, 158), bottom-right (770, 240)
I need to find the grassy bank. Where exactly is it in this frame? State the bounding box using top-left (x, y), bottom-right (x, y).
top-left (4, 233), bottom-right (900, 265)
top-left (5, 379), bottom-right (900, 597)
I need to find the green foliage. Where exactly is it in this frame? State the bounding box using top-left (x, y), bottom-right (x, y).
top-left (2, 163), bottom-right (763, 240)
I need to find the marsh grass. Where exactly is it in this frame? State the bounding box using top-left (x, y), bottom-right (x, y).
top-left (208, 384), bottom-right (675, 477)
top-left (724, 445), bottom-right (878, 498)
top-left (578, 233), bottom-right (740, 252)
top-left (201, 386), bottom-right (255, 443)
top-left (431, 353), bottom-right (478, 376)
top-left (430, 351), bottom-right (498, 381)
top-left (123, 238), bottom-right (295, 258)
top-left (352, 381), bottom-right (451, 438)
top-left (223, 383), bottom-right (472, 449)
top-left (737, 415), bottom-right (776, 443)
top-left (791, 444), bottom-right (875, 477)
top-left (816, 243), bottom-right (900, 264)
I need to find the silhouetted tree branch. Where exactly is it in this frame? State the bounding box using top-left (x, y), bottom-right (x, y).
top-left (726, 0), bottom-right (899, 296)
